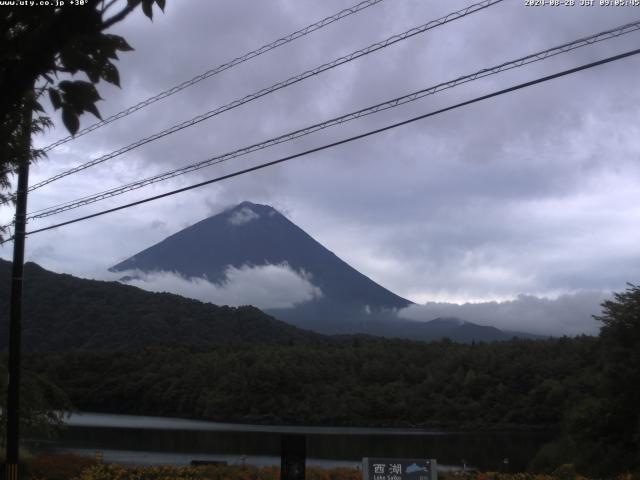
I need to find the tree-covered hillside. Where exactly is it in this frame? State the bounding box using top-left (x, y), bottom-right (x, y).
top-left (0, 260), bottom-right (323, 351)
top-left (27, 337), bottom-right (597, 429)
top-left (21, 323), bottom-right (638, 475)
top-left (1, 258), bottom-right (638, 476)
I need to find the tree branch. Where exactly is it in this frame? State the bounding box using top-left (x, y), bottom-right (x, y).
top-left (102, 0), bottom-right (141, 30)
top-left (101, 0), bottom-right (120, 15)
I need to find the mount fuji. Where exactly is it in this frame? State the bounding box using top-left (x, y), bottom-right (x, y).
top-left (110, 202), bottom-right (538, 342)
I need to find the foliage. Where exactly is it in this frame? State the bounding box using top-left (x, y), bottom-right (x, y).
top-left (0, 361), bottom-right (72, 443)
top-left (596, 284), bottom-right (640, 442)
top-left (0, 0), bottom-right (166, 239)
top-left (20, 458), bottom-right (638, 480)
top-left (529, 284), bottom-right (640, 476)
top-left (0, 0), bottom-right (165, 135)
top-left (73, 464), bottom-right (281, 480)
top-left (2, 261), bottom-right (638, 476)
top-left (0, 92), bottom-right (51, 211)
top-left (440, 471), bottom-right (638, 480)
top-left (27, 453), bottom-right (97, 480)
top-left (70, 464), bottom-right (361, 480)
top-left (565, 284), bottom-right (640, 476)
top-left (25, 336), bottom-right (598, 429)
top-left (0, 260), bottom-right (324, 351)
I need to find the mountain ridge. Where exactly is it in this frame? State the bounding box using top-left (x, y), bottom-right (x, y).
top-left (111, 201), bottom-right (411, 311)
top-left (109, 201), bottom-right (542, 342)
top-left (0, 259), bottom-right (324, 351)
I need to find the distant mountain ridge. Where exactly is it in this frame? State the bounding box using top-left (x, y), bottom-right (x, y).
top-left (0, 259), bottom-right (540, 350)
top-left (110, 202), bottom-right (542, 342)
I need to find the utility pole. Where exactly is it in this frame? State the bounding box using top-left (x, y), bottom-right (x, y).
top-left (4, 93), bottom-right (32, 480)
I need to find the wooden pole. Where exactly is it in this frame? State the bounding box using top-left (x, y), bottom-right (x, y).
top-left (4, 93), bottom-right (32, 480)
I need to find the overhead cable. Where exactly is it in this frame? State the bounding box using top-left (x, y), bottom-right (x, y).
top-left (39, 0), bottom-right (387, 153)
top-left (13, 47), bottom-right (639, 241)
top-left (26, 19), bottom-right (640, 221)
top-left (27, 0), bottom-right (503, 192)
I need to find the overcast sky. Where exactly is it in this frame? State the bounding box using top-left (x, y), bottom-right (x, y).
top-left (2, 0), bottom-right (640, 335)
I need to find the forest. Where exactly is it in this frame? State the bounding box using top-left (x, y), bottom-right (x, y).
top-left (0, 261), bottom-right (638, 476)
top-left (25, 337), bottom-right (597, 429)
top-left (18, 314), bottom-right (640, 477)
top-left (0, 260), bottom-right (325, 351)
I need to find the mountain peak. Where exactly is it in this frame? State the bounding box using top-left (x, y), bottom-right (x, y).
top-left (105, 204), bottom-right (539, 342)
top-left (110, 202), bottom-right (412, 312)
top-left (227, 200), bottom-right (270, 212)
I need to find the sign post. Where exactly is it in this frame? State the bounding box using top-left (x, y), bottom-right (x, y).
top-left (281, 434), bottom-right (306, 480)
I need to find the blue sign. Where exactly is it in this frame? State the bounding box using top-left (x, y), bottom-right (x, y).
top-left (362, 458), bottom-right (437, 480)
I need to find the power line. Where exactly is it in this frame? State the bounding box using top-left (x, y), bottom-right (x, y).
top-left (0, 0), bottom-right (384, 182)
top-left (39, 0), bottom-right (387, 153)
top-left (15, 47), bottom-right (640, 241)
top-left (25, 19), bottom-right (640, 221)
top-left (26, 0), bottom-right (503, 192)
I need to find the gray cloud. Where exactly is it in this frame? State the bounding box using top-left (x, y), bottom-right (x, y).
top-left (398, 290), bottom-right (609, 336)
top-left (229, 206), bottom-right (260, 226)
top-left (120, 263), bottom-right (322, 310)
top-left (2, 1), bottom-right (639, 337)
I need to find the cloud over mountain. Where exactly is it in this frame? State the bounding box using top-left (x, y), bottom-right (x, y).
top-left (121, 263), bottom-right (322, 309)
top-left (110, 201), bottom-right (410, 312)
top-left (229, 206), bottom-right (260, 226)
top-left (398, 291), bottom-right (609, 336)
top-left (5, 1), bottom-right (639, 327)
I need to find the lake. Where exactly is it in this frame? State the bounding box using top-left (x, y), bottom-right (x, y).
top-left (27, 412), bottom-right (554, 472)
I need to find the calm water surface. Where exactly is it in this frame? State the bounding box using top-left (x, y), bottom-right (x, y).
top-left (27, 413), bottom-right (553, 471)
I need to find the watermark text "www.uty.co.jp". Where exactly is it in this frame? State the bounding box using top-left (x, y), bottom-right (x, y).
top-left (0, 1), bottom-right (88, 7)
